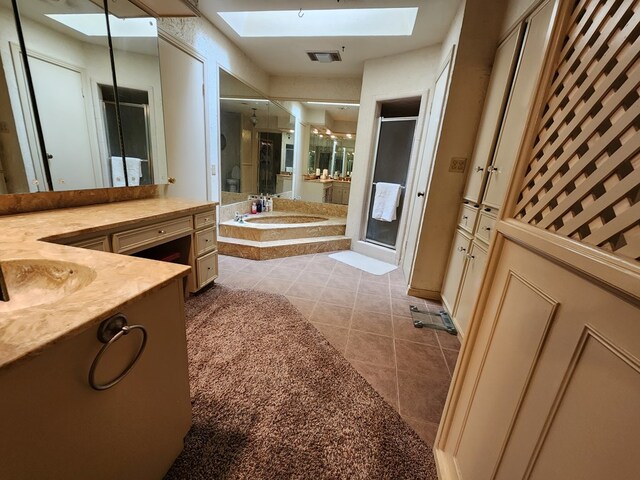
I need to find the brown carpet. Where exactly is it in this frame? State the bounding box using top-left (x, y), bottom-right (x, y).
top-left (165, 285), bottom-right (438, 480)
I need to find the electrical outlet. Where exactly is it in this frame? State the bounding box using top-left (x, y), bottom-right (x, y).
top-left (449, 157), bottom-right (467, 173)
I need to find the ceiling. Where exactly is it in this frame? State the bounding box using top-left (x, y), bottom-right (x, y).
top-left (198, 0), bottom-right (462, 77)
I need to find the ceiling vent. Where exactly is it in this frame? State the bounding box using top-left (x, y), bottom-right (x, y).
top-left (306, 51), bottom-right (342, 63)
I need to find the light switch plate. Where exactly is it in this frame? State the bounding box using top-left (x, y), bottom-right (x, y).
top-left (449, 157), bottom-right (467, 173)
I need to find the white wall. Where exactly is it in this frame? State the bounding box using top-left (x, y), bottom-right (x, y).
top-left (159, 17), bottom-right (270, 203)
top-left (0, 7), bottom-right (166, 191)
top-left (345, 45), bottom-right (442, 263)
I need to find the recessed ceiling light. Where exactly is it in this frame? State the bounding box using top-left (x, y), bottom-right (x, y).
top-left (218, 8), bottom-right (418, 38)
top-left (46, 14), bottom-right (156, 37)
top-left (306, 101), bottom-right (360, 107)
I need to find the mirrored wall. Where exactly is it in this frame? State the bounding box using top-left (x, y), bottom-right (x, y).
top-left (0, 0), bottom-right (166, 194)
top-left (219, 69), bottom-right (295, 205)
top-left (300, 102), bottom-right (358, 205)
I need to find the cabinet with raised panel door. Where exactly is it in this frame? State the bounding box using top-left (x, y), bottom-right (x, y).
top-left (441, 0), bottom-right (555, 337)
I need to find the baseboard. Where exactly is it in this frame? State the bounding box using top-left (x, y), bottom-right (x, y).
top-left (407, 287), bottom-right (441, 301)
top-left (434, 448), bottom-right (460, 480)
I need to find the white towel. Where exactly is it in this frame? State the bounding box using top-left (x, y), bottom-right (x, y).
top-left (372, 182), bottom-right (402, 222)
top-left (111, 156), bottom-right (143, 187)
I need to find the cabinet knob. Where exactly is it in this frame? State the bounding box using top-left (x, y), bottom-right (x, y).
top-left (158, 230), bottom-right (166, 234)
top-left (484, 226), bottom-right (491, 231)
top-left (417, 191), bottom-right (425, 197)
top-left (475, 166), bottom-right (484, 172)
top-left (466, 253), bottom-right (475, 260)
top-left (168, 177), bottom-right (176, 184)
top-left (457, 246), bottom-right (466, 252)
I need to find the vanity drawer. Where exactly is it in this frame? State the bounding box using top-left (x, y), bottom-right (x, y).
top-left (196, 250), bottom-right (218, 288)
top-left (476, 211), bottom-right (497, 244)
top-left (194, 211), bottom-right (216, 230)
top-left (71, 236), bottom-right (110, 252)
top-left (458, 204), bottom-right (479, 233)
top-left (195, 227), bottom-right (216, 256)
top-left (112, 216), bottom-right (193, 254)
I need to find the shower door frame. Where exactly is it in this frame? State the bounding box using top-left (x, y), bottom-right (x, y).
top-left (363, 115), bottom-right (420, 250)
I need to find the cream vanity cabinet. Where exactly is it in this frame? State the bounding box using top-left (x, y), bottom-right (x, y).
top-left (0, 280), bottom-right (191, 479)
top-left (441, 0), bottom-right (555, 336)
top-left (331, 182), bottom-right (351, 205)
top-left (67, 207), bottom-right (218, 293)
top-left (301, 180), bottom-right (333, 203)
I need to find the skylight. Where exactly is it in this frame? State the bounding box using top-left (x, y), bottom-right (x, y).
top-left (217, 8), bottom-right (418, 37)
top-left (46, 14), bottom-right (157, 37)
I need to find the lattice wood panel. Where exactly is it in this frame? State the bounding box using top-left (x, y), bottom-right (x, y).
top-left (514, 0), bottom-right (640, 262)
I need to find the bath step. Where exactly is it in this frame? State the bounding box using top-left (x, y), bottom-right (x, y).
top-left (217, 235), bottom-right (351, 261)
top-left (219, 219), bottom-right (346, 242)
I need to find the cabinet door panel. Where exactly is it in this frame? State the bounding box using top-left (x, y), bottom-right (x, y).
top-left (454, 241), bottom-right (488, 336)
top-left (463, 24), bottom-right (524, 203)
top-left (442, 229), bottom-right (473, 315)
top-left (483, 0), bottom-right (554, 208)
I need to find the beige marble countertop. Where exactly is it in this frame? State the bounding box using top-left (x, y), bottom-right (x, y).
top-left (303, 178), bottom-right (351, 184)
top-left (0, 198), bottom-right (217, 369)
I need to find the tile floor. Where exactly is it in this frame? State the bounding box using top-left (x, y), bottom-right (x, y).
top-left (216, 251), bottom-right (461, 446)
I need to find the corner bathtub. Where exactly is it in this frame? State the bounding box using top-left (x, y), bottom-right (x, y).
top-left (243, 215), bottom-right (328, 225)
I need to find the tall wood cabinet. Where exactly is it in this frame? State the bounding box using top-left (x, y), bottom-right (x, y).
top-left (441, 0), bottom-right (556, 336)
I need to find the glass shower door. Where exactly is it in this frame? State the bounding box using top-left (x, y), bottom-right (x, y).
top-left (365, 117), bottom-right (417, 248)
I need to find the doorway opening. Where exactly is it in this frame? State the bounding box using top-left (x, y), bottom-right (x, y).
top-left (365, 97), bottom-right (421, 249)
top-left (100, 85), bottom-right (153, 186)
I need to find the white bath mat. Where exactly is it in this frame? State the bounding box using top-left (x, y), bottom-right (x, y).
top-left (329, 251), bottom-right (397, 276)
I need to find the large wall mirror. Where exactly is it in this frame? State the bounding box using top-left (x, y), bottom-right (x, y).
top-left (219, 69), bottom-right (295, 206)
top-left (300, 103), bottom-right (358, 205)
top-left (0, 0), bottom-right (166, 194)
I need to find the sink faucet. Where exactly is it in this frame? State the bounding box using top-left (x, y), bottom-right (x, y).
top-left (0, 265), bottom-right (9, 302)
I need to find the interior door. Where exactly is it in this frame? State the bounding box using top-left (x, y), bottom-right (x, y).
top-left (29, 56), bottom-right (98, 191)
top-left (402, 55), bottom-right (453, 280)
top-left (159, 38), bottom-right (207, 200)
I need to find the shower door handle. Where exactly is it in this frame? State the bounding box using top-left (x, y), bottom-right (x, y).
top-left (417, 192), bottom-right (425, 197)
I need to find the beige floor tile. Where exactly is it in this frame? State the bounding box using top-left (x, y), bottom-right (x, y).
top-left (345, 330), bottom-right (395, 368)
top-left (327, 273), bottom-right (360, 292)
top-left (310, 304), bottom-right (353, 328)
top-left (286, 296), bottom-right (317, 319)
top-left (332, 263), bottom-right (362, 278)
top-left (391, 298), bottom-right (420, 318)
top-left (311, 323), bottom-right (349, 354)
top-left (436, 330), bottom-right (461, 351)
top-left (224, 273), bottom-right (263, 289)
top-left (286, 282), bottom-right (320, 300)
top-left (395, 340), bottom-right (449, 376)
top-left (269, 266), bottom-right (303, 280)
top-left (392, 316), bottom-right (440, 347)
top-left (443, 348), bottom-right (459, 376)
top-left (350, 360), bottom-right (398, 410)
top-left (361, 271), bottom-right (390, 285)
top-left (304, 261), bottom-right (335, 275)
top-left (350, 310), bottom-right (394, 336)
top-left (252, 279), bottom-right (293, 295)
top-left (297, 270), bottom-right (331, 287)
top-left (402, 415), bottom-right (439, 446)
top-left (320, 286), bottom-right (357, 307)
top-left (354, 293), bottom-right (391, 315)
top-left (358, 281), bottom-right (389, 296)
top-left (397, 370), bottom-right (450, 424)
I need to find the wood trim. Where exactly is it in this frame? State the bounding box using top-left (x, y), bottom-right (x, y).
top-left (498, 218), bottom-right (640, 302)
top-left (407, 287), bottom-right (442, 301)
top-left (521, 325), bottom-right (640, 479)
top-left (435, 0), bottom-right (568, 460)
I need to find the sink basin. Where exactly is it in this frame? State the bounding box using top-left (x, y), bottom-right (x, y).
top-left (0, 260), bottom-right (97, 313)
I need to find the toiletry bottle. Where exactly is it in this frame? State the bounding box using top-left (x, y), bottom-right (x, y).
top-left (256, 198), bottom-right (262, 213)
top-left (251, 202), bottom-right (257, 214)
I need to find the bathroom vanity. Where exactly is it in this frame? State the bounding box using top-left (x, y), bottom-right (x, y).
top-left (0, 197), bottom-right (217, 478)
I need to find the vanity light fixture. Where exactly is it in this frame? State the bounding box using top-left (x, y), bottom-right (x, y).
top-left (346, 133), bottom-right (353, 138)
top-left (289, 129), bottom-right (295, 133)
top-left (312, 128), bottom-right (319, 134)
top-left (250, 108), bottom-right (258, 126)
top-left (325, 129), bottom-right (332, 135)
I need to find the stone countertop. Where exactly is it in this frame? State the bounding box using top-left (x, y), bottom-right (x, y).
top-left (303, 179), bottom-right (351, 184)
top-left (0, 198), bottom-right (218, 369)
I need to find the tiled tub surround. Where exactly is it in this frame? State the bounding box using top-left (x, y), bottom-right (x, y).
top-left (0, 198), bottom-right (217, 368)
top-left (218, 202), bottom-right (351, 260)
top-left (217, 253), bottom-right (461, 445)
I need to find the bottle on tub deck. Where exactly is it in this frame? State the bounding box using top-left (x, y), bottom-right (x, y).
top-left (256, 198), bottom-right (262, 213)
top-left (251, 201), bottom-right (257, 214)
top-left (267, 197), bottom-right (273, 212)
